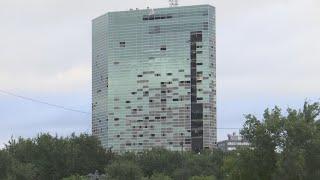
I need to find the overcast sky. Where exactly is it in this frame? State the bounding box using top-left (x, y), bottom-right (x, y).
top-left (0, 0), bottom-right (319, 147)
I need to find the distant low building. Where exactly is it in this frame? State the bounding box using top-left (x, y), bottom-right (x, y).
top-left (87, 170), bottom-right (106, 180)
top-left (217, 132), bottom-right (250, 152)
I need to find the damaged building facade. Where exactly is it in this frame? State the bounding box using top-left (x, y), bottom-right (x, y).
top-left (92, 5), bottom-right (216, 153)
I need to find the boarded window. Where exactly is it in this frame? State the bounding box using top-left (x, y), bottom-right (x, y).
top-left (120, 42), bottom-right (126, 47)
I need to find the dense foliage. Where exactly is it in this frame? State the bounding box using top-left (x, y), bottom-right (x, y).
top-left (0, 102), bottom-right (320, 180)
top-left (1, 133), bottom-right (110, 179)
top-left (223, 102), bottom-right (320, 180)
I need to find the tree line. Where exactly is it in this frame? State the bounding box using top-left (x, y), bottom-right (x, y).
top-left (0, 102), bottom-right (320, 180)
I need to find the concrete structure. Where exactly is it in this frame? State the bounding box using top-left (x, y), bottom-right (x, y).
top-left (92, 5), bottom-right (216, 153)
top-left (217, 132), bottom-right (250, 152)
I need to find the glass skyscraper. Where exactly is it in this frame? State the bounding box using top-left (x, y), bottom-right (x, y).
top-left (92, 4), bottom-right (216, 153)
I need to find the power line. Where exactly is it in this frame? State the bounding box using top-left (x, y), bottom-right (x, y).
top-left (0, 90), bottom-right (243, 129)
top-left (0, 89), bottom-right (91, 115)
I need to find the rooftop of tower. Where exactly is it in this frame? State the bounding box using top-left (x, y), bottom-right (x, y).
top-left (93, 4), bottom-right (215, 21)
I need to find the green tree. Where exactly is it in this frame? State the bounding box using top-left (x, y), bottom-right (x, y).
top-left (62, 174), bottom-right (87, 180)
top-left (7, 160), bottom-right (38, 180)
top-left (67, 133), bottom-right (112, 174)
top-left (0, 150), bottom-right (12, 179)
top-left (223, 102), bottom-right (320, 180)
top-left (149, 173), bottom-right (172, 180)
top-left (222, 149), bottom-right (260, 180)
top-left (5, 133), bottom-right (111, 179)
top-left (189, 175), bottom-right (216, 180)
top-left (234, 107), bottom-right (287, 180)
top-left (172, 167), bottom-right (192, 180)
top-left (184, 150), bottom-right (223, 178)
top-left (137, 148), bottom-right (183, 176)
top-left (106, 160), bottom-right (143, 180)
top-left (276, 102), bottom-right (320, 179)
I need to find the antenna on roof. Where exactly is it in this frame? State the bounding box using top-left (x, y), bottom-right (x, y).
top-left (146, 0), bottom-right (155, 15)
top-left (169, 0), bottom-right (178, 7)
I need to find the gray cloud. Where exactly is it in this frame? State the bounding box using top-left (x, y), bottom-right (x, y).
top-left (217, 0), bottom-right (320, 98)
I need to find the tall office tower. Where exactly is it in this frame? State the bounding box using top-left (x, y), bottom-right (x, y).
top-left (92, 5), bottom-right (216, 153)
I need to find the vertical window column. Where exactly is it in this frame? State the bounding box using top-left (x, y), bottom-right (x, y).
top-left (190, 31), bottom-right (203, 152)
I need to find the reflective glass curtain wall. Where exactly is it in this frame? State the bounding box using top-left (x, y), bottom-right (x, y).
top-left (92, 5), bottom-right (216, 153)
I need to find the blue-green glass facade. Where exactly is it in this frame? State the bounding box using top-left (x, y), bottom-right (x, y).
top-left (92, 5), bottom-right (216, 152)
